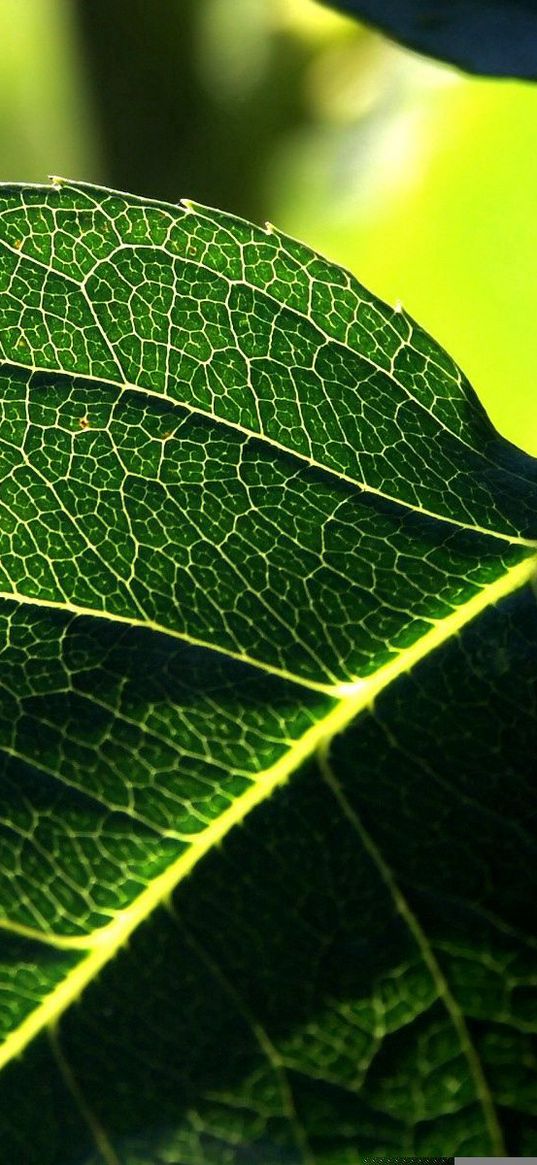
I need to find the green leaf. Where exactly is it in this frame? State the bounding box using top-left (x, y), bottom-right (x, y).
top-left (319, 0), bottom-right (537, 80)
top-left (0, 180), bottom-right (535, 1160)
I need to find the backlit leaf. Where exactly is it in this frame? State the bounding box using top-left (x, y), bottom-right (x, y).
top-left (0, 181), bottom-right (535, 1161)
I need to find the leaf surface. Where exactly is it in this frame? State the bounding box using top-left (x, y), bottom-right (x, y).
top-left (0, 181), bottom-right (536, 1160)
top-left (319, 0), bottom-right (537, 79)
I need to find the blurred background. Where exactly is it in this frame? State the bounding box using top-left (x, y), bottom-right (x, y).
top-left (1, 0), bottom-right (536, 453)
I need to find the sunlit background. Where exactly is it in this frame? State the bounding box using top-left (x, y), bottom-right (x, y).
top-left (1, 0), bottom-right (536, 453)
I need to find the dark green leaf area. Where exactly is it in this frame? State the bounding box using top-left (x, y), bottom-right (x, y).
top-left (0, 1033), bottom-right (90, 1165)
top-left (0, 602), bottom-right (330, 937)
top-left (0, 934), bottom-right (81, 1045)
top-left (2, 184), bottom-right (537, 539)
top-left (1, 180), bottom-right (536, 1161)
top-left (327, 582), bottom-right (537, 1145)
top-left (3, 581), bottom-right (533, 1161)
top-left (320, 0), bottom-right (537, 80)
top-left (330, 583), bottom-right (537, 936)
top-left (475, 1024), bottom-right (537, 1153)
top-left (0, 781), bottom-right (493, 1164)
top-left (0, 365), bottom-right (531, 688)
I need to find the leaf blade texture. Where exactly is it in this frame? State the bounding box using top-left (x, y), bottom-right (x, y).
top-left (0, 181), bottom-right (536, 1160)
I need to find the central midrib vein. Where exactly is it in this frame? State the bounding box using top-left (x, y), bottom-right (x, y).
top-left (1, 537), bottom-right (536, 697)
top-left (0, 550), bottom-right (534, 1076)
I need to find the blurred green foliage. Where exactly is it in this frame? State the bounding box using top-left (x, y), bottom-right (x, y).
top-left (0, 0), bottom-right (100, 183)
top-left (73, 0), bottom-right (310, 220)
top-left (0, 0), bottom-right (536, 452)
